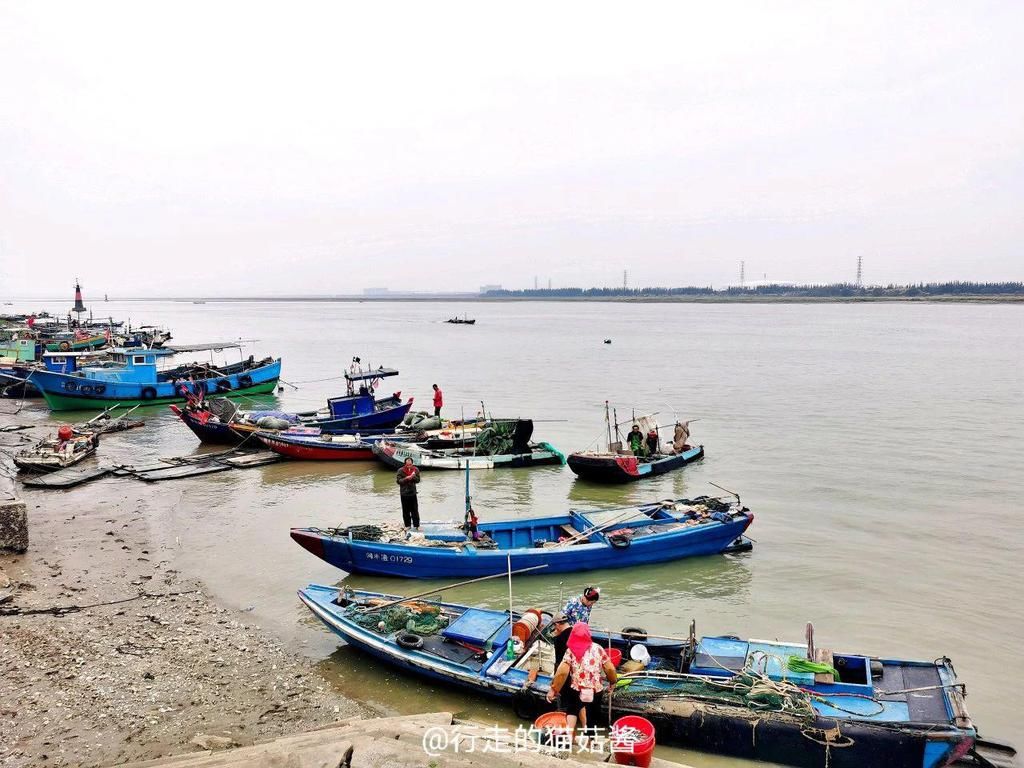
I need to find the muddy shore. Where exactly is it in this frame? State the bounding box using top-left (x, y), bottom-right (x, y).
top-left (0, 473), bottom-right (368, 768)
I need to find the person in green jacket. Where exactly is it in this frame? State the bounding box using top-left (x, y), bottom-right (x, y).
top-left (627, 425), bottom-right (645, 456)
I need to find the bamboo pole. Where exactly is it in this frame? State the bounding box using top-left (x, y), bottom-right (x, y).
top-left (359, 564), bottom-right (548, 613)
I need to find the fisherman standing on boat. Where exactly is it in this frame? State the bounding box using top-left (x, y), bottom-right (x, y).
top-left (396, 457), bottom-right (421, 530)
top-left (627, 425), bottom-right (645, 456)
top-left (672, 420), bottom-right (691, 453)
top-left (562, 586), bottom-right (600, 625)
top-left (432, 383), bottom-right (443, 418)
top-left (645, 428), bottom-right (660, 456)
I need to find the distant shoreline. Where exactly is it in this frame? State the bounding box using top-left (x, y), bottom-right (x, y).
top-left (7, 294), bottom-right (1024, 304)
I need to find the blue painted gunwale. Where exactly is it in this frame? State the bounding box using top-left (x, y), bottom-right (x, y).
top-left (290, 500), bottom-right (754, 578)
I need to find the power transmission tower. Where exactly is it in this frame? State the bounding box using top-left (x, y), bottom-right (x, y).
top-left (856, 256), bottom-right (863, 287)
top-left (740, 261), bottom-right (745, 288)
top-left (623, 270), bottom-right (628, 289)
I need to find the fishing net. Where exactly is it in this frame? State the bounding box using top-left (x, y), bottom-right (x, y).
top-left (615, 671), bottom-right (815, 719)
top-left (346, 604), bottom-right (449, 636)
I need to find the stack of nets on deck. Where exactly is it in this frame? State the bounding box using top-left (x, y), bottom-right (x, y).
top-left (614, 671), bottom-right (816, 720)
top-left (326, 523), bottom-right (408, 542)
top-left (346, 602), bottom-right (450, 636)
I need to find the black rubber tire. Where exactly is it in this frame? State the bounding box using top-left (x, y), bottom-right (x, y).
top-left (396, 632), bottom-right (423, 650)
top-left (513, 688), bottom-right (541, 720)
top-left (238, 374), bottom-right (253, 389)
top-left (216, 379), bottom-right (232, 393)
top-left (609, 534), bottom-right (631, 549)
top-left (622, 627), bottom-right (648, 642)
top-left (140, 386), bottom-right (157, 401)
top-left (94, 384), bottom-right (106, 395)
top-left (91, 433), bottom-right (100, 447)
top-left (80, 385), bottom-right (93, 395)
top-left (63, 381), bottom-right (78, 392)
top-left (59, 341), bottom-right (71, 351)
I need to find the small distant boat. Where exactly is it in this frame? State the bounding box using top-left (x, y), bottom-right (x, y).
top-left (568, 404), bottom-right (703, 483)
top-left (291, 495), bottom-right (753, 578)
top-left (14, 428), bottom-right (98, 472)
top-left (445, 315), bottom-right (476, 325)
top-left (193, 300), bottom-right (206, 304)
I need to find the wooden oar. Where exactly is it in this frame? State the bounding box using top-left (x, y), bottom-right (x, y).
top-left (359, 564), bottom-right (548, 613)
top-left (554, 506), bottom-right (653, 548)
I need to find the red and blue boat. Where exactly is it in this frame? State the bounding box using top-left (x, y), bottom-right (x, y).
top-left (170, 362), bottom-right (413, 444)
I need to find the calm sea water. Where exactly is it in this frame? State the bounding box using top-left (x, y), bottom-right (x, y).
top-left (6, 299), bottom-right (1023, 757)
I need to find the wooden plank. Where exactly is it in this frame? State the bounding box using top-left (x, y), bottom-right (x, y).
top-left (814, 647), bottom-right (835, 684)
top-left (221, 452), bottom-right (281, 468)
top-left (22, 465), bottom-right (113, 488)
top-left (133, 464), bottom-right (233, 482)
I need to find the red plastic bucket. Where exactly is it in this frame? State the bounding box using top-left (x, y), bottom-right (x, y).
top-left (610, 715), bottom-right (656, 767)
top-left (607, 647), bottom-right (623, 667)
top-left (533, 711), bottom-right (571, 748)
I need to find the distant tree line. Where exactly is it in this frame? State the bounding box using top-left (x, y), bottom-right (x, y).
top-left (484, 282), bottom-right (1024, 298)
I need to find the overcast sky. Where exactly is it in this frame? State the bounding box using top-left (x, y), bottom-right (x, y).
top-left (1, 1), bottom-right (1021, 297)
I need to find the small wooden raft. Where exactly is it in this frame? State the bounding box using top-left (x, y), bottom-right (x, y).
top-left (21, 463), bottom-right (114, 489)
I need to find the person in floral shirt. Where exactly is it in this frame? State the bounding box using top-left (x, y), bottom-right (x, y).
top-left (546, 622), bottom-right (617, 747)
top-left (561, 585), bottom-right (600, 626)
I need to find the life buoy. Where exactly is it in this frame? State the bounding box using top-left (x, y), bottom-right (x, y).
top-left (216, 379), bottom-right (232, 393)
top-left (238, 374), bottom-right (253, 389)
top-left (609, 534), bottom-right (631, 549)
top-left (396, 632), bottom-right (423, 650)
top-left (140, 386), bottom-right (158, 400)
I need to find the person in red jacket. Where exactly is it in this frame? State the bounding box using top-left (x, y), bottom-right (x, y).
top-left (432, 384), bottom-right (443, 418)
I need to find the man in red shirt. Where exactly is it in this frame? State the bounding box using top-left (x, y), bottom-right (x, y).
top-left (432, 384), bottom-right (443, 418)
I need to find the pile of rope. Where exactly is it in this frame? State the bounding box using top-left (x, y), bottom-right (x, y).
top-left (346, 604), bottom-right (449, 636)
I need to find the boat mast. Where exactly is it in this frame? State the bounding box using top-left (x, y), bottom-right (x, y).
top-left (605, 400), bottom-right (611, 451)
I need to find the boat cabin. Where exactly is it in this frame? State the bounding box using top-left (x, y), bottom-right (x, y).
top-left (42, 348), bottom-right (174, 380)
top-left (0, 337), bottom-right (41, 362)
top-left (328, 366), bottom-right (401, 419)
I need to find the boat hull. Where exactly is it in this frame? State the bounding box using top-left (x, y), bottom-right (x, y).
top-left (568, 445), bottom-right (704, 483)
top-left (372, 440), bottom-right (565, 470)
top-left (30, 359), bottom-right (281, 411)
top-left (258, 434), bottom-right (375, 461)
top-left (291, 516), bottom-right (752, 578)
top-left (299, 586), bottom-right (979, 768)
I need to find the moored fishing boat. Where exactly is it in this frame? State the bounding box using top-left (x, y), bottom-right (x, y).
top-left (290, 495), bottom-right (753, 578)
top-left (256, 430), bottom-right (377, 460)
top-left (568, 404), bottom-right (704, 483)
top-left (298, 586), bottom-right (1001, 768)
top-left (371, 420), bottom-right (564, 470)
top-left (170, 362), bottom-right (416, 445)
top-left (28, 344), bottom-right (281, 410)
top-left (14, 426), bottom-right (99, 472)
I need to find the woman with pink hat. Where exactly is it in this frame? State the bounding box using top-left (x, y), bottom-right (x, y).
top-left (545, 622), bottom-right (618, 747)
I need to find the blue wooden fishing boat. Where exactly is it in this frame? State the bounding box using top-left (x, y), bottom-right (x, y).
top-left (27, 345), bottom-right (281, 410)
top-left (298, 586), bottom-right (1004, 768)
top-left (290, 495), bottom-right (754, 578)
